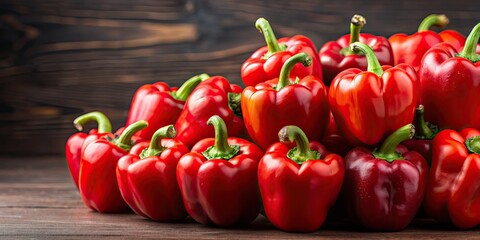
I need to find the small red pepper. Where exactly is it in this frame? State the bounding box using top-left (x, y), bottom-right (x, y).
top-left (401, 105), bottom-right (438, 165)
top-left (319, 14), bottom-right (394, 86)
top-left (79, 120), bottom-right (148, 213)
top-left (389, 14), bottom-right (449, 71)
top-left (174, 76), bottom-right (244, 148)
top-left (242, 53), bottom-right (329, 150)
top-left (126, 73), bottom-right (209, 140)
top-left (342, 124), bottom-right (428, 231)
top-left (176, 116), bottom-right (263, 226)
top-left (117, 125), bottom-right (189, 221)
top-left (258, 125), bottom-right (344, 232)
top-left (424, 128), bottom-right (480, 229)
top-left (419, 23), bottom-right (480, 130)
top-left (241, 18), bottom-right (322, 87)
top-left (329, 42), bottom-right (418, 146)
top-left (65, 111), bottom-right (113, 189)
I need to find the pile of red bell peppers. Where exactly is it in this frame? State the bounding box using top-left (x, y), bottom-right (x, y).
top-left (65, 14), bottom-right (480, 232)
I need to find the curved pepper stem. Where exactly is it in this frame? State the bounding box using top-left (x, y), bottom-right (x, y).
top-left (114, 120), bottom-right (148, 151)
top-left (172, 73), bottom-right (210, 101)
top-left (466, 136), bottom-right (480, 154)
top-left (255, 18), bottom-right (287, 57)
top-left (341, 14), bottom-right (366, 56)
top-left (140, 125), bottom-right (176, 159)
top-left (457, 23), bottom-right (480, 63)
top-left (278, 125), bottom-right (320, 164)
top-left (417, 14), bottom-right (449, 32)
top-left (73, 111), bottom-right (112, 133)
top-left (276, 53), bottom-right (312, 91)
top-left (202, 115), bottom-right (240, 160)
top-left (413, 105), bottom-right (437, 140)
top-left (350, 42), bottom-right (383, 77)
top-left (373, 124), bottom-right (415, 162)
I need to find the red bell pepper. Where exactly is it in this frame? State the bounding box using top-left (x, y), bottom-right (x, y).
top-left (329, 42), bottom-right (418, 146)
top-left (424, 128), bottom-right (480, 229)
top-left (321, 112), bottom-right (352, 156)
top-left (174, 76), bottom-right (244, 148)
top-left (401, 105), bottom-right (438, 165)
top-left (117, 125), bottom-right (189, 221)
top-left (419, 23), bottom-right (480, 130)
top-left (389, 14), bottom-right (449, 70)
top-left (126, 73), bottom-right (209, 140)
top-left (79, 120), bottom-right (148, 213)
top-left (258, 125), bottom-right (344, 232)
top-left (242, 53), bottom-right (329, 150)
top-left (319, 14), bottom-right (394, 86)
top-left (342, 124), bottom-right (428, 231)
top-left (241, 18), bottom-right (322, 87)
top-left (65, 111), bottom-right (113, 189)
top-left (176, 115), bottom-right (263, 226)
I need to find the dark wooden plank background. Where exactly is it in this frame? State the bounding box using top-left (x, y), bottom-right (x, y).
top-left (1, 0), bottom-right (479, 156)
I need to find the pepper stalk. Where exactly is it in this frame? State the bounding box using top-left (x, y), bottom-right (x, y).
top-left (140, 125), bottom-right (176, 159)
top-left (73, 111), bottom-right (112, 133)
top-left (373, 124), bottom-right (415, 162)
top-left (278, 125), bottom-right (320, 164)
top-left (202, 115), bottom-right (240, 160)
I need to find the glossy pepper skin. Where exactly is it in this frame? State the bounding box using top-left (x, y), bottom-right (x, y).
top-left (321, 112), bottom-right (352, 156)
top-left (65, 112), bottom-right (113, 189)
top-left (175, 76), bottom-right (244, 148)
top-left (342, 124), bottom-right (428, 231)
top-left (176, 116), bottom-right (263, 226)
top-left (329, 42), bottom-right (418, 146)
top-left (319, 15), bottom-right (394, 86)
top-left (424, 128), bottom-right (480, 229)
top-left (117, 125), bottom-right (189, 221)
top-left (126, 74), bottom-right (209, 140)
top-left (419, 23), bottom-right (480, 130)
top-left (401, 105), bottom-right (438, 165)
top-left (258, 126), bottom-right (344, 232)
top-left (389, 14), bottom-right (450, 71)
top-left (242, 53), bottom-right (329, 150)
top-left (241, 18), bottom-right (322, 87)
top-left (79, 120), bottom-right (148, 213)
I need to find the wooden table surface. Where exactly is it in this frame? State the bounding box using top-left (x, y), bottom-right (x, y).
top-left (0, 156), bottom-right (478, 239)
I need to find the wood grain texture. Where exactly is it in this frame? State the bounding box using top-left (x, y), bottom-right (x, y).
top-left (1, 0), bottom-right (480, 155)
top-left (1, 156), bottom-right (479, 239)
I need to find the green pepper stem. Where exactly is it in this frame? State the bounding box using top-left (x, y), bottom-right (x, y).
top-left (73, 111), bottom-right (112, 133)
top-left (278, 125), bottom-right (320, 164)
top-left (373, 124), bottom-right (415, 162)
top-left (140, 125), bottom-right (176, 159)
top-left (341, 14), bottom-right (366, 56)
top-left (350, 42), bottom-right (383, 77)
top-left (413, 105), bottom-right (434, 140)
top-left (255, 18), bottom-right (284, 54)
top-left (466, 136), bottom-right (480, 154)
top-left (114, 120), bottom-right (148, 151)
top-left (417, 14), bottom-right (449, 32)
top-left (172, 73), bottom-right (210, 101)
top-left (276, 53), bottom-right (312, 91)
top-left (457, 23), bottom-right (480, 63)
top-left (202, 115), bottom-right (240, 160)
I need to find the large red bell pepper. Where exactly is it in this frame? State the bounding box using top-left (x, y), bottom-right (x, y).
top-left (329, 42), bottom-right (418, 146)
top-left (258, 125), bottom-right (344, 232)
top-left (419, 23), bottom-right (480, 130)
top-left (401, 105), bottom-right (438, 165)
top-left (319, 14), bottom-right (393, 86)
top-left (424, 128), bottom-right (480, 229)
top-left (174, 76), bottom-right (244, 148)
top-left (117, 125), bottom-right (189, 221)
top-left (126, 74), bottom-right (209, 140)
top-left (79, 120), bottom-right (148, 213)
top-left (242, 53), bottom-right (329, 150)
top-left (389, 14), bottom-right (449, 70)
top-left (65, 111), bottom-right (113, 189)
top-left (241, 18), bottom-right (322, 87)
top-left (342, 124), bottom-right (428, 231)
top-left (176, 115), bottom-right (263, 226)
